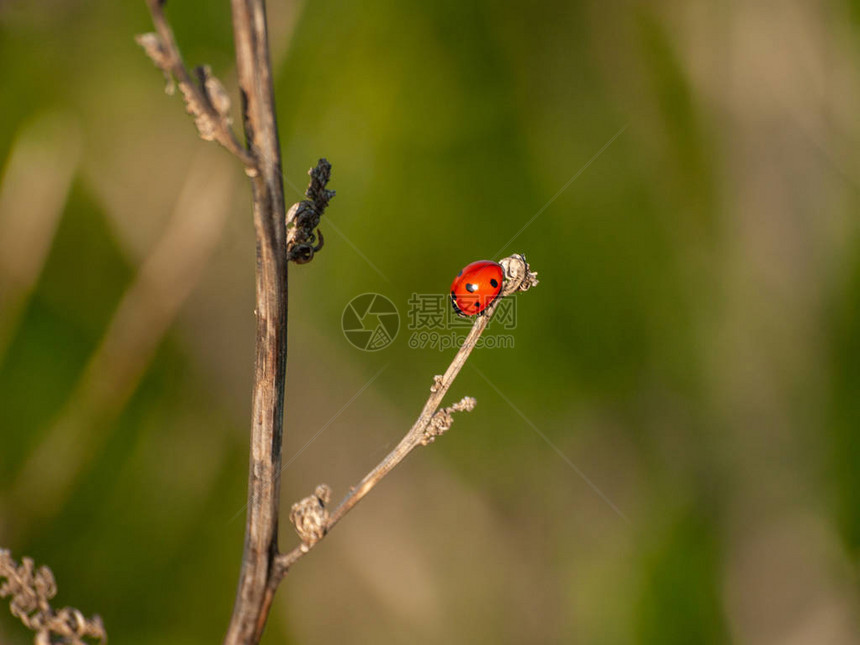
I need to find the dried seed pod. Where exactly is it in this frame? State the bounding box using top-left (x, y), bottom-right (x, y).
top-left (289, 484), bottom-right (332, 547)
top-left (498, 253), bottom-right (539, 296)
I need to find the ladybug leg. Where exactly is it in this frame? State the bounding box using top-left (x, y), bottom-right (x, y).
top-left (450, 293), bottom-right (468, 317)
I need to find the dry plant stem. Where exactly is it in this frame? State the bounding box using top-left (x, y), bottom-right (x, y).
top-left (141, 1), bottom-right (312, 642)
top-left (222, 1), bottom-right (288, 644)
top-left (142, 0), bottom-right (255, 168)
top-left (272, 303), bottom-right (499, 577)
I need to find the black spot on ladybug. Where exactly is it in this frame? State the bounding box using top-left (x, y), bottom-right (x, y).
top-left (490, 278), bottom-right (499, 288)
top-left (458, 270), bottom-right (463, 277)
top-left (466, 283), bottom-right (478, 293)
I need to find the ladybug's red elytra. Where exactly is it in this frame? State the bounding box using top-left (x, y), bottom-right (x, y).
top-left (450, 260), bottom-right (504, 317)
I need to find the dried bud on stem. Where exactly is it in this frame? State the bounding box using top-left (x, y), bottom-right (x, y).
top-left (286, 159), bottom-right (336, 264)
top-left (289, 484), bottom-right (332, 549)
top-left (422, 396), bottom-right (477, 445)
top-left (499, 253), bottom-right (539, 296)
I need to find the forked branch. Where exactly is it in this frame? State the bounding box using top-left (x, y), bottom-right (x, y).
top-left (137, 0), bottom-right (255, 168)
top-left (139, 0), bottom-right (292, 642)
top-left (138, 2), bottom-right (537, 644)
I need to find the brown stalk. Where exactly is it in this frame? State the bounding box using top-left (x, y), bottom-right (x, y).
top-left (222, 0), bottom-right (289, 642)
top-left (140, 1), bottom-right (334, 642)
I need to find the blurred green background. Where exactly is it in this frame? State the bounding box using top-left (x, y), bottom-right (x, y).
top-left (1, 0), bottom-right (859, 643)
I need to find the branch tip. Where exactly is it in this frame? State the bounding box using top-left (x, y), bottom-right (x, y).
top-left (499, 253), bottom-right (539, 295)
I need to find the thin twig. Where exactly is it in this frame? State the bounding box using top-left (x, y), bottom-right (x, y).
top-left (137, 0), bottom-right (255, 168)
top-left (272, 255), bottom-right (539, 579)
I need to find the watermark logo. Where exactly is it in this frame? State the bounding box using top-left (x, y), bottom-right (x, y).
top-left (342, 293), bottom-right (400, 351)
top-left (341, 293), bottom-right (517, 352)
top-left (406, 294), bottom-right (517, 350)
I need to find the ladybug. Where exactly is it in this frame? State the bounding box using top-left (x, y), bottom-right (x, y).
top-left (450, 260), bottom-right (504, 317)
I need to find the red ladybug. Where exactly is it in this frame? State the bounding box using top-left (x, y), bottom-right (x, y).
top-left (450, 260), bottom-right (504, 317)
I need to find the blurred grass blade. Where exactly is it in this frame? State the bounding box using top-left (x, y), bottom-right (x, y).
top-left (6, 150), bottom-right (235, 533)
top-left (0, 113), bottom-right (81, 364)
